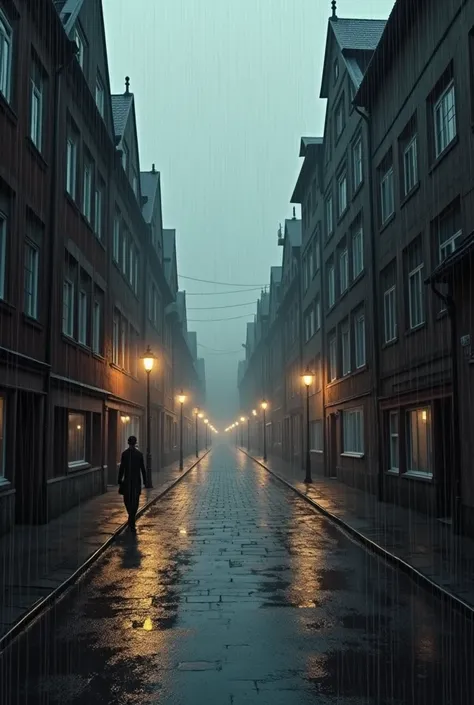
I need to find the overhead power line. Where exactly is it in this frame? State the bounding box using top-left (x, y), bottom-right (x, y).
top-left (198, 343), bottom-right (244, 353)
top-left (188, 301), bottom-right (257, 311)
top-left (186, 287), bottom-right (263, 296)
top-left (179, 275), bottom-right (266, 287)
top-left (187, 313), bottom-right (255, 323)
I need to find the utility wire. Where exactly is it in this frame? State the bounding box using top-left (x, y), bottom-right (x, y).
top-left (188, 313), bottom-right (255, 323)
top-left (179, 275), bottom-right (266, 287)
top-left (186, 287), bottom-right (263, 296)
top-left (188, 301), bottom-right (257, 311)
top-left (198, 343), bottom-right (244, 353)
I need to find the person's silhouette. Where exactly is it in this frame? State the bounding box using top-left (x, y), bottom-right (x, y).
top-left (118, 435), bottom-right (147, 532)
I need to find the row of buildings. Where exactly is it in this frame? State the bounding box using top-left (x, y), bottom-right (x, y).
top-left (0, 0), bottom-right (206, 536)
top-left (238, 0), bottom-right (474, 536)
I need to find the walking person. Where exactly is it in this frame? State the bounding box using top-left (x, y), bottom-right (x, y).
top-left (118, 435), bottom-right (147, 533)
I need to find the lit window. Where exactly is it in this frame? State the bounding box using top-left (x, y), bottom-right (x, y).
top-left (406, 408), bottom-right (432, 476)
top-left (68, 412), bottom-right (86, 466)
top-left (434, 83), bottom-right (456, 157)
top-left (24, 242), bottom-right (39, 319)
top-left (0, 10), bottom-right (12, 102)
top-left (343, 408), bottom-right (364, 455)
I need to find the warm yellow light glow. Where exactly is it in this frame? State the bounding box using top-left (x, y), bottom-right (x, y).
top-left (204, 419), bottom-right (209, 425)
top-left (236, 421), bottom-right (239, 426)
top-left (421, 410), bottom-right (427, 422)
top-left (261, 400), bottom-right (268, 411)
top-left (240, 416), bottom-right (246, 423)
top-left (302, 371), bottom-right (314, 387)
top-left (142, 617), bottom-right (153, 631)
top-left (177, 390), bottom-right (186, 405)
top-left (142, 345), bottom-right (156, 372)
top-left (179, 528), bottom-right (187, 536)
top-left (252, 409), bottom-right (257, 416)
top-left (77, 425), bottom-right (82, 430)
top-left (198, 413), bottom-right (204, 419)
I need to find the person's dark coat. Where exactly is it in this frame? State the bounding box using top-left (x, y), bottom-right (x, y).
top-left (118, 446), bottom-right (147, 498)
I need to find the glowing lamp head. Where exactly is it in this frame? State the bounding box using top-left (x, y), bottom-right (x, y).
top-left (204, 418), bottom-right (209, 425)
top-left (177, 390), bottom-right (186, 405)
top-left (240, 416), bottom-right (246, 423)
top-left (198, 413), bottom-right (203, 419)
top-left (261, 400), bottom-right (268, 411)
top-left (252, 409), bottom-right (257, 416)
top-left (142, 345), bottom-right (156, 372)
top-left (302, 369), bottom-right (314, 387)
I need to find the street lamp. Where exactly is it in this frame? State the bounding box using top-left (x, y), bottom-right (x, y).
top-left (177, 390), bottom-right (186, 470)
top-left (141, 345), bottom-right (156, 488)
top-left (302, 368), bottom-right (315, 484)
top-left (261, 400), bottom-right (268, 462)
top-left (204, 418), bottom-right (209, 449)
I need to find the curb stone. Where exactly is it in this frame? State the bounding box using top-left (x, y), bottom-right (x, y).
top-left (0, 450), bottom-right (211, 654)
top-left (240, 448), bottom-right (474, 621)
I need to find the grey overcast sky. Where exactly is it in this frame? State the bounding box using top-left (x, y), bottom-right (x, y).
top-left (103, 0), bottom-right (395, 426)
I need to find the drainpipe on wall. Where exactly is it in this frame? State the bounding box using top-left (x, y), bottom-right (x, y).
top-left (41, 45), bottom-right (76, 523)
top-left (430, 281), bottom-right (463, 535)
top-left (353, 103), bottom-right (383, 502)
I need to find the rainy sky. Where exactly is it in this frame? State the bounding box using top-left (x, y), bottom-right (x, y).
top-left (102, 0), bottom-right (396, 424)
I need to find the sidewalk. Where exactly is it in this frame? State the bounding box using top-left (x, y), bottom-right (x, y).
top-left (243, 450), bottom-right (474, 613)
top-left (0, 452), bottom-right (207, 639)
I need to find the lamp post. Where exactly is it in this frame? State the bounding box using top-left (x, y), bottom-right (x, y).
top-left (194, 408), bottom-right (200, 458)
top-left (141, 345), bottom-right (156, 489)
top-left (240, 416), bottom-right (246, 447)
top-left (204, 418), bottom-right (209, 449)
top-left (261, 400), bottom-right (268, 462)
top-left (302, 368), bottom-right (315, 484)
top-left (235, 422), bottom-right (239, 447)
top-left (178, 390), bottom-right (186, 470)
top-left (251, 409), bottom-right (257, 451)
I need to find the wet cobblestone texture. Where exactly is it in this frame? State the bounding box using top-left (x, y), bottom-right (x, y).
top-left (1, 445), bottom-right (473, 704)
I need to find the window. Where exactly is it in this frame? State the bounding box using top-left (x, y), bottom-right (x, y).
top-left (406, 408), bottom-right (432, 476)
top-left (328, 334), bottom-right (337, 382)
top-left (380, 165), bottom-right (395, 224)
top-left (78, 289), bottom-right (88, 345)
top-left (352, 136), bottom-right (363, 190)
top-left (406, 237), bottom-right (424, 329)
top-left (335, 96), bottom-right (344, 139)
top-left (434, 82), bottom-right (456, 157)
top-left (304, 306), bottom-right (315, 342)
top-left (337, 171), bottom-right (347, 216)
top-left (314, 230), bottom-right (321, 271)
top-left (62, 279), bottom-right (74, 337)
top-left (327, 260), bottom-right (335, 308)
top-left (325, 193), bottom-right (333, 238)
top-left (94, 182), bottom-right (103, 239)
top-left (121, 141), bottom-right (129, 173)
top-left (315, 294), bottom-right (321, 331)
top-left (0, 213), bottom-right (6, 300)
top-left (0, 10), bottom-right (12, 101)
top-left (66, 130), bottom-right (77, 199)
top-left (24, 242), bottom-right (39, 319)
top-left (95, 72), bottom-right (104, 117)
top-left (434, 198), bottom-right (462, 262)
top-left (403, 135), bottom-right (418, 196)
top-left (129, 242), bottom-right (139, 293)
top-left (30, 58), bottom-right (44, 151)
top-left (121, 229), bottom-right (128, 275)
top-left (352, 225), bottom-right (363, 278)
top-left (68, 412), bottom-right (86, 466)
top-left (113, 215), bottom-right (120, 262)
top-left (389, 411), bottom-right (399, 472)
top-left (92, 298), bottom-right (101, 354)
top-left (339, 246), bottom-right (348, 293)
top-left (132, 171), bottom-right (139, 198)
top-left (333, 58), bottom-right (339, 83)
top-left (120, 316), bottom-right (128, 371)
top-left (310, 421), bottom-right (323, 452)
top-left (0, 396), bottom-right (5, 479)
top-left (149, 284), bottom-right (160, 328)
top-left (355, 311), bottom-right (365, 368)
top-left (73, 27), bottom-right (85, 69)
top-left (341, 320), bottom-right (350, 376)
top-left (82, 156), bottom-right (93, 221)
top-left (343, 408), bottom-right (364, 455)
top-left (384, 286), bottom-right (397, 343)
top-left (112, 312), bottom-right (119, 365)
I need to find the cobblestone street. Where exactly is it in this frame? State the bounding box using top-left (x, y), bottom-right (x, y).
top-left (1, 445), bottom-right (473, 705)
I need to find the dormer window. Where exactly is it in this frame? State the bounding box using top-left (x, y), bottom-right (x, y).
top-left (73, 26), bottom-right (85, 70)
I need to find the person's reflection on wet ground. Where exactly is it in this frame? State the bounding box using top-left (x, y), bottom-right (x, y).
top-left (118, 531), bottom-right (143, 570)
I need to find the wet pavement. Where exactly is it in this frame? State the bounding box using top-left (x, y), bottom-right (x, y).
top-left (1, 445), bottom-right (473, 704)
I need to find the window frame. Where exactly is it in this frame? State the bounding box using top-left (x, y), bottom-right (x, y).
top-left (113, 215), bottom-right (120, 262)
top-left (66, 130), bottom-right (78, 199)
top-left (310, 420), bottom-right (323, 452)
top-left (23, 240), bottom-right (39, 320)
top-left (403, 134), bottom-right (418, 196)
top-left (95, 71), bottom-right (105, 117)
top-left (78, 288), bottom-right (88, 346)
top-left (94, 182), bottom-right (103, 239)
top-left (0, 9), bottom-right (13, 103)
top-left (408, 263), bottom-right (425, 329)
top-left (342, 408), bottom-right (364, 456)
top-left (388, 411), bottom-right (399, 472)
top-left (352, 135), bottom-right (363, 190)
top-left (337, 171), bottom-right (347, 217)
top-left (339, 246), bottom-right (349, 294)
top-left (328, 334), bottom-right (337, 382)
top-left (325, 193), bottom-right (333, 239)
top-left (341, 320), bottom-right (350, 376)
top-left (354, 312), bottom-right (366, 368)
top-left (68, 411), bottom-right (86, 468)
top-left (327, 261), bottom-right (335, 308)
top-left (383, 285), bottom-right (397, 343)
top-left (433, 81), bottom-right (456, 158)
top-left (0, 213), bottom-right (6, 300)
top-left (335, 95), bottom-right (345, 140)
top-left (380, 165), bottom-right (395, 224)
top-left (352, 226), bottom-right (364, 278)
top-left (30, 58), bottom-right (44, 152)
top-left (406, 407), bottom-right (432, 478)
top-left (62, 278), bottom-right (75, 337)
top-left (82, 156), bottom-right (93, 221)
top-left (92, 297), bottom-right (101, 355)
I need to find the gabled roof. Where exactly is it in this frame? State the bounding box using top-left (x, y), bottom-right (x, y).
top-left (320, 17), bottom-right (386, 98)
top-left (291, 137), bottom-right (323, 204)
top-left (140, 169), bottom-right (160, 224)
top-left (111, 94), bottom-right (133, 142)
